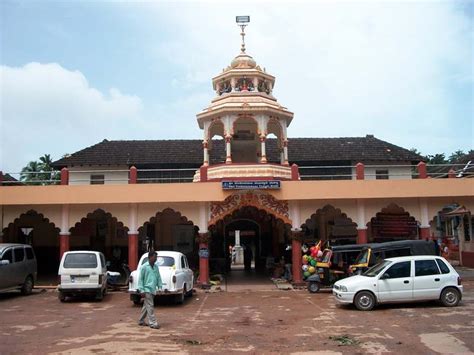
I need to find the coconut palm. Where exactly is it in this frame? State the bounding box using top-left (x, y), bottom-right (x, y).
top-left (20, 154), bottom-right (60, 185)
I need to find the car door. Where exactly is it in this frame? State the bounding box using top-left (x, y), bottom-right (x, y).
top-left (377, 261), bottom-right (413, 302)
top-left (413, 259), bottom-right (442, 300)
top-left (13, 247), bottom-right (26, 285)
top-left (183, 256), bottom-right (193, 287)
top-left (0, 248), bottom-right (14, 289)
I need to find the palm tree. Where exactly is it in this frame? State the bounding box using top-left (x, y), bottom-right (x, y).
top-left (20, 161), bottom-right (41, 184)
top-left (39, 154), bottom-right (59, 181)
top-left (20, 154), bottom-right (60, 185)
top-left (448, 150), bottom-right (465, 164)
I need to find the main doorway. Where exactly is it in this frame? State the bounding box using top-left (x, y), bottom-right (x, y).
top-left (208, 206), bottom-right (291, 282)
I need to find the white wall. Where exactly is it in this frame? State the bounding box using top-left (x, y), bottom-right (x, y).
top-left (68, 166), bottom-right (129, 185)
top-left (352, 161), bottom-right (414, 180)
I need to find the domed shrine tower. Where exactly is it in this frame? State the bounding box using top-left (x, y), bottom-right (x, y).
top-left (194, 19), bottom-right (294, 182)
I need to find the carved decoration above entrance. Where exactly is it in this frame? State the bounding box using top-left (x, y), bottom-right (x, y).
top-left (209, 191), bottom-right (290, 226)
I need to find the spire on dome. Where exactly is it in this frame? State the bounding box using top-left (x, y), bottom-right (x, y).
top-left (236, 16), bottom-right (250, 53)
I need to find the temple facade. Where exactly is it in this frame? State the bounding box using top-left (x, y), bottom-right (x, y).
top-left (1, 25), bottom-right (473, 284)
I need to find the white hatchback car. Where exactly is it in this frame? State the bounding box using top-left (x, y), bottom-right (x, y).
top-left (333, 255), bottom-right (462, 311)
top-left (128, 251), bottom-right (194, 305)
top-left (58, 251), bottom-right (108, 302)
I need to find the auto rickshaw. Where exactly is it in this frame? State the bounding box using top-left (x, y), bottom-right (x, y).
top-left (306, 244), bottom-right (370, 293)
top-left (349, 240), bottom-right (438, 275)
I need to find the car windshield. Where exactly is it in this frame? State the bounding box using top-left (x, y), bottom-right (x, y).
top-left (362, 260), bottom-right (392, 277)
top-left (354, 249), bottom-right (369, 264)
top-left (64, 253), bottom-right (98, 269)
top-left (141, 256), bottom-right (175, 267)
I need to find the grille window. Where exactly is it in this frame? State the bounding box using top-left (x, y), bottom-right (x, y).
top-left (376, 170), bottom-right (389, 180)
top-left (90, 174), bottom-right (105, 185)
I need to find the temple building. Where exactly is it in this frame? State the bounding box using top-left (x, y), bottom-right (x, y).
top-left (1, 22), bottom-right (473, 284)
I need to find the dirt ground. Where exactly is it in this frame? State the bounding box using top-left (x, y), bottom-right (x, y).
top-left (1, 282), bottom-right (473, 354)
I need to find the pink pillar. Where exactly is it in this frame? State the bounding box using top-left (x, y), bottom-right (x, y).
top-left (448, 169), bottom-right (456, 178)
top-left (128, 233), bottom-right (138, 270)
top-left (291, 164), bottom-right (300, 181)
top-left (356, 162), bottom-right (365, 180)
top-left (357, 228), bottom-right (368, 244)
top-left (417, 162), bottom-right (427, 179)
top-left (291, 232), bottom-right (303, 284)
top-left (200, 165), bottom-right (208, 182)
top-left (419, 227), bottom-right (430, 240)
top-left (60, 168), bottom-right (69, 185)
top-left (129, 166), bottom-right (137, 184)
top-left (59, 233), bottom-right (70, 261)
top-left (198, 233), bottom-right (210, 287)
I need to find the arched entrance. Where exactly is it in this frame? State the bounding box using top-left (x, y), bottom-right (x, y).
top-left (209, 206), bottom-right (291, 275)
top-left (301, 205), bottom-right (357, 246)
top-left (2, 210), bottom-right (59, 278)
top-left (367, 204), bottom-right (419, 242)
top-left (70, 209), bottom-right (129, 267)
top-left (429, 204), bottom-right (473, 266)
top-left (139, 208), bottom-right (199, 269)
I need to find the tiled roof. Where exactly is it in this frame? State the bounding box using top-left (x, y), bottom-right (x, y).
top-left (51, 136), bottom-right (423, 168)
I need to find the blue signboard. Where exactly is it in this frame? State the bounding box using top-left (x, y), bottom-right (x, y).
top-left (222, 180), bottom-right (281, 190)
top-left (198, 248), bottom-right (209, 258)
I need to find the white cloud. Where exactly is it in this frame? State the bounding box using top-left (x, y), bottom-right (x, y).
top-left (1, 1), bottom-right (472, 175)
top-left (0, 62), bottom-right (144, 173)
top-left (148, 1), bottom-right (473, 155)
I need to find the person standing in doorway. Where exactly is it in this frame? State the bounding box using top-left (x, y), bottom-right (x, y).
top-left (138, 250), bottom-right (162, 329)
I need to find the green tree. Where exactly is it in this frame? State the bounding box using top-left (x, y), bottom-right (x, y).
top-left (448, 150), bottom-right (465, 163)
top-left (20, 154), bottom-right (60, 185)
top-left (426, 153), bottom-right (447, 165)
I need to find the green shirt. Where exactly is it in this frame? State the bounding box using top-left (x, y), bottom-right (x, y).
top-left (138, 261), bottom-right (163, 295)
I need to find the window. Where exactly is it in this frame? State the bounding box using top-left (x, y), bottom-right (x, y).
top-left (384, 261), bottom-right (411, 279)
top-left (14, 247), bottom-right (25, 262)
top-left (64, 253), bottom-right (98, 268)
top-left (181, 256), bottom-right (186, 269)
top-left (156, 256), bottom-right (175, 267)
top-left (1, 249), bottom-right (13, 263)
top-left (376, 170), bottom-right (389, 180)
top-left (415, 259), bottom-right (440, 276)
top-left (435, 258), bottom-right (450, 274)
top-left (90, 174), bottom-right (105, 185)
top-left (100, 254), bottom-right (105, 268)
top-left (25, 247), bottom-right (35, 260)
top-left (464, 215), bottom-right (471, 242)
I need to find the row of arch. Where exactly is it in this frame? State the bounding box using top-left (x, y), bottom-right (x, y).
top-left (3, 203), bottom-right (469, 277)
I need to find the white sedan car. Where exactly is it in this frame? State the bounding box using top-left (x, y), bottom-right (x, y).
top-left (333, 255), bottom-right (463, 311)
top-left (128, 251), bottom-right (194, 305)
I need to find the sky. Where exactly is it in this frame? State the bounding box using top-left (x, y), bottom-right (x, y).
top-left (1, 0), bottom-right (473, 174)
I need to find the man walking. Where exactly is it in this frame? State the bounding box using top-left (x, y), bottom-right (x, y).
top-left (138, 250), bottom-right (162, 329)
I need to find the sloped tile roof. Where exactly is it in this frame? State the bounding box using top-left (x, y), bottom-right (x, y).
top-left (51, 136), bottom-right (423, 168)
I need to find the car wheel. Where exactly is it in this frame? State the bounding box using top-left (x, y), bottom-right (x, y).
top-left (132, 295), bottom-right (142, 306)
top-left (175, 289), bottom-right (185, 304)
top-left (440, 287), bottom-right (461, 307)
top-left (58, 291), bottom-right (66, 302)
top-left (307, 282), bottom-right (320, 293)
top-left (96, 289), bottom-right (104, 301)
top-left (21, 276), bottom-right (34, 295)
top-left (354, 291), bottom-right (376, 311)
top-left (185, 287), bottom-right (193, 297)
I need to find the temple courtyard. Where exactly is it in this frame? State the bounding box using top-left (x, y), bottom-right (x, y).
top-left (1, 277), bottom-right (473, 354)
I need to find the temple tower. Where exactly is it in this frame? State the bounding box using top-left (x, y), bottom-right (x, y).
top-left (194, 18), bottom-right (294, 182)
